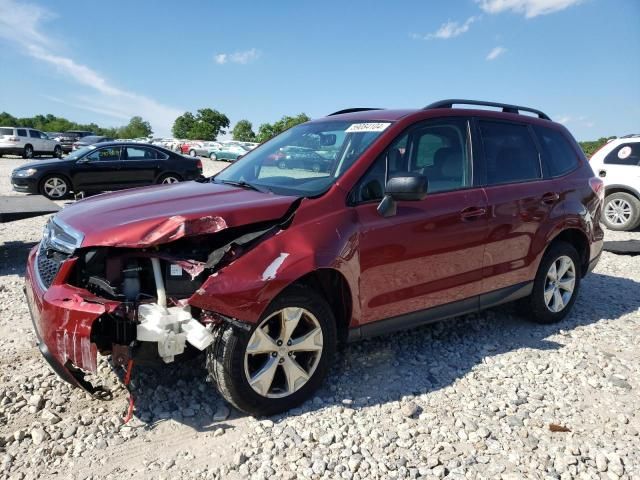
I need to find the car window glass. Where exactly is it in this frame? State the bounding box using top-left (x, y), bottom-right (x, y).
top-left (409, 120), bottom-right (470, 193)
top-left (86, 147), bottom-right (120, 161)
top-left (351, 118), bottom-right (470, 203)
top-left (0, 128), bottom-right (13, 136)
top-left (29, 130), bottom-right (39, 138)
top-left (604, 143), bottom-right (640, 166)
top-left (124, 146), bottom-right (157, 160)
top-left (479, 121), bottom-right (541, 185)
top-left (17, 129), bottom-right (27, 137)
top-left (534, 126), bottom-right (579, 176)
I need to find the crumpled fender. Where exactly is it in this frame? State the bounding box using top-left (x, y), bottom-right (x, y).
top-left (187, 199), bottom-right (362, 325)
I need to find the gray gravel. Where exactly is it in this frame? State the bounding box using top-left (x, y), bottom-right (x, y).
top-left (0, 155), bottom-right (639, 479)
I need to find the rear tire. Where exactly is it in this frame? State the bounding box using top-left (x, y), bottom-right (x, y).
top-left (519, 241), bottom-right (581, 324)
top-left (189, 149), bottom-right (197, 157)
top-left (207, 286), bottom-right (336, 416)
top-left (157, 173), bottom-right (182, 184)
top-left (54, 145), bottom-right (63, 158)
top-left (602, 192), bottom-right (640, 231)
top-left (209, 153), bottom-right (217, 161)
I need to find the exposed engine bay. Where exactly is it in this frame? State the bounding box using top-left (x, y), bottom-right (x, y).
top-left (66, 221), bottom-right (283, 366)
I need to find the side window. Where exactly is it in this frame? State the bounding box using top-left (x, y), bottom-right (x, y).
top-left (351, 118), bottom-right (470, 203)
top-left (17, 129), bottom-right (27, 137)
top-left (479, 121), bottom-right (541, 185)
top-left (123, 146), bottom-right (157, 160)
top-left (408, 120), bottom-right (470, 193)
top-left (534, 126), bottom-right (579, 176)
top-left (29, 130), bottom-right (39, 138)
top-left (604, 143), bottom-right (640, 166)
top-left (86, 147), bottom-right (121, 161)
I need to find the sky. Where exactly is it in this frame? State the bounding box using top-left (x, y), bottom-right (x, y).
top-left (0, 0), bottom-right (638, 140)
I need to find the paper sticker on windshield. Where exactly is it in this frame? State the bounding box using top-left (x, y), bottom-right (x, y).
top-left (346, 123), bottom-right (391, 133)
top-left (618, 146), bottom-right (632, 159)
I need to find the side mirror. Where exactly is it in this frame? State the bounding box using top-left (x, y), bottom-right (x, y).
top-left (377, 174), bottom-right (428, 217)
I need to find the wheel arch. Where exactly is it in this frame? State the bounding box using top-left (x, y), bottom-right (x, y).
top-left (156, 171), bottom-right (183, 183)
top-left (285, 269), bottom-right (353, 343)
top-left (604, 184), bottom-right (640, 200)
top-left (548, 228), bottom-right (590, 277)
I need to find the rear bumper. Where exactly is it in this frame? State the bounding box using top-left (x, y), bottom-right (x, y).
top-left (25, 246), bottom-right (119, 395)
top-left (0, 147), bottom-right (23, 155)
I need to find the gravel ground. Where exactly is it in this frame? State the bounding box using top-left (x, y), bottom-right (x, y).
top-left (0, 155), bottom-right (639, 480)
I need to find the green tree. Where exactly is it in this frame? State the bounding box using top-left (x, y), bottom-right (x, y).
top-left (172, 109), bottom-right (230, 140)
top-left (172, 112), bottom-right (196, 139)
top-left (232, 120), bottom-right (256, 142)
top-left (579, 137), bottom-right (616, 158)
top-left (256, 113), bottom-right (310, 143)
top-left (118, 116), bottom-right (153, 138)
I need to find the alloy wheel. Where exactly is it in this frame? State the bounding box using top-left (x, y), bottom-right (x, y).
top-left (161, 176), bottom-right (179, 184)
top-left (244, 307), bottom-right (323, 398)
top-left (604, 198), bottom-right (633, 226)
top-left (25, 145), bottom-right (33, 159)
top-left (544, 255), bottom-right (576, 313)
top-left (43, 177), bottom-right (68, 198)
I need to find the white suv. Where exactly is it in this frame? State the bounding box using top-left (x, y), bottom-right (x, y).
top-left (590, 135), bottom-right (640, 231)
top-left (0, 127), bottom-right (63, 159)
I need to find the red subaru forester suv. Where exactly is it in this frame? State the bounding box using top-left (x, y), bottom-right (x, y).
top-left (26, 100), bottom-right (604, 416)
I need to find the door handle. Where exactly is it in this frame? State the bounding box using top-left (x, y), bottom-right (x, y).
top-left (541, 192), bottom-right (559, 205)
top-left (460, 207), bottom-right (486, 220)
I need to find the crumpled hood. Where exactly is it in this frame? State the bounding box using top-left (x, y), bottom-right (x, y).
top-left (56, 181), bottom-right (298, 248)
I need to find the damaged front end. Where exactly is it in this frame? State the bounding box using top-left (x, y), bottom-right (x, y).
top-left (26, 208), bottom-right (295, 396)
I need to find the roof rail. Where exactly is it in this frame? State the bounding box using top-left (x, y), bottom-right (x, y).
top-left (424, 99), bottom-right (551, 121)
top-left (620, 133), bottom-right (640, 138)
top-left (328, 108), bottom-right (383, 116)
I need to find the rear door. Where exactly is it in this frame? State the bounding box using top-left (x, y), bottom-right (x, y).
top-left (121, 146), bottom-right (162, 186)
top-left (72, 146), bottom-right (123, 191)
top-left (598, 142), bottom-right (640, 189)
top-left (476, 119), bottom-right (561, 298)
top-left (28, 129), bottom-right (43, 152)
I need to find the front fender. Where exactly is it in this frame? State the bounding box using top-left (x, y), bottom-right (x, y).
top-left (187, 202), bottom-right (361, 324)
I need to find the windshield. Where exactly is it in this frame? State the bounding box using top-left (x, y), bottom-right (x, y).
top-left (214, 120), bottom-right (390, 196)
top-left (65, 145), bottom-right (97, 160)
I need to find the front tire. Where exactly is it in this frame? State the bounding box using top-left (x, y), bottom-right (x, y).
top-left (23, 144), bottom-right (34, 159)
top-left (189, 149), bottom-right (197, 157)
top-left (602, 192), bottom-right (640, 231)
top-left (209, 153), bottom-right (217, 161)
top-left (207, 286), bottom-right (337, 416)
top-left (519, 241), bottom-right (581, 324)
top-left (40, 175), bottom-right (70, 199)
top-left (54, 145), bottom-right (63, 158)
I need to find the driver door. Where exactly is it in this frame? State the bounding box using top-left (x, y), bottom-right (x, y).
top-left (73, 146), bottom-right (122, 191)
top-left (352, 117), bottom-right (489, 326)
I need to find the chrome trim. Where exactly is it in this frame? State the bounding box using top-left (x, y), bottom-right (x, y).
top-left (44, 217), bottom-right (84, 254)
top-left (33, 244), bottom-right (49, 292)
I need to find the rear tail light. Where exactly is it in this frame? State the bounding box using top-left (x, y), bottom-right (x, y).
top-left (196, 159), bottom-right (203, 170)
top-left (589, 177), bottom-right (605, 202)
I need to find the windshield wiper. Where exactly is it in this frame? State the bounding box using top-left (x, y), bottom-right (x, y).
top-left (216, 179), bottom-right (267, 193)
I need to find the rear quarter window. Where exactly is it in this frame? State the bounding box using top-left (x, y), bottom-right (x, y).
top-left (604, 143), bottom-right (640, 166)
top-left (534, 126), bottom-right (580, 176)
top-left (0, 128), bottom-right (14, 136)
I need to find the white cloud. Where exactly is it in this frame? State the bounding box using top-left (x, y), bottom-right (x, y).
top-left (556, 115), bottom-right (572, 124)
top-left (0, 0), bottom-right (181, 135)
top-left (476, 0), bottom-right (583, 18)
top-left (555, 115), bottom-right (594, 128)
top-left (486, 46), bottom-right (507, 60)
top-left (214, 48), bottom-right (260, 65)
top-left (412, 16), bottom-right (480, 40)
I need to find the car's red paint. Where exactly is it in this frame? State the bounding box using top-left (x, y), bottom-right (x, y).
top-left (25, 106), bottom-right (604, 390)
top-left (57, 182), bottom-right (297, 248)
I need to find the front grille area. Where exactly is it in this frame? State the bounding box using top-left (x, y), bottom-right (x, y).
top-left (36, 242), bottom-right (70, 289)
